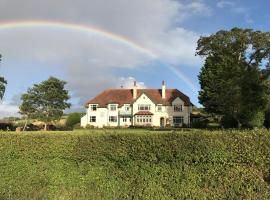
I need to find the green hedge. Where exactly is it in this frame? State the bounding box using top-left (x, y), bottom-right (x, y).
top-left (0, 129), bottom-right (270, 199)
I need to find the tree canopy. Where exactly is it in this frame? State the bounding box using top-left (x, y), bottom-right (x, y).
top-left (0, 55), bottom-right (7, 100)
top-left (20, 77), bottom-right (71, 130)
top-left (197, 28), bottom-right (270, 128)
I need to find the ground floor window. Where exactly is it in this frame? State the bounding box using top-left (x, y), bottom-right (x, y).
top-left (136, 115), bottom-right (152, 125)
top-left (109, 116), bottom-right (117, 122)
top-left (173, 116), bottom-right (184, 126)
top-left (89, 116), bottom-right (96, 122)
top-left (122, 117), bottom-right (130, 122)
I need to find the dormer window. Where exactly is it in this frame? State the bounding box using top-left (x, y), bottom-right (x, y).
top-left (109, 104), bottom-right (117, 111)
top-left (125, 105), bottom-right (130, 111)
top-left (174, 105), bottom-right (182, 112)
top-left (90, 105), bottom-right (97, 111)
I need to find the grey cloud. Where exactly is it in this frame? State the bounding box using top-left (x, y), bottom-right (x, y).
top-left (0, 0), bottom-right (208, 116)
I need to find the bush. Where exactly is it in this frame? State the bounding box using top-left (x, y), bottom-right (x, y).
top-left (241, 110), bottom-right (265, 128)
top-left (73, 123), bottom-right (83, 130)
top-left (1, 129), bottom-right (270, 199)
top-left (65, 113), bottom-right (81, 128)
top-left (221, 115), bottom-right (239, 128)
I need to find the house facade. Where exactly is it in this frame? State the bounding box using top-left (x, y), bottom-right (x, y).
top-left (81, 81), bottom-right (193, 128)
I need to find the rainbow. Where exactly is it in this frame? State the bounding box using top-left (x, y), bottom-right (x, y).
top-left (0, 20), bottom-right (157, 58)
top-left (0, 20), bottom-right (197, 92)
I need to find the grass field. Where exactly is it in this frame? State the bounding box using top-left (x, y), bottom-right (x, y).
top-left (0, 129), bottom-right (270, 199)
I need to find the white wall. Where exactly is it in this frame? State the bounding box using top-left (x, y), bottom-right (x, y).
top-left (81, 95), bottom-right (192, 128)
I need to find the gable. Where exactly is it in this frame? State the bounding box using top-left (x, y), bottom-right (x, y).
top-left (133, 93), bottom-right (155, 105)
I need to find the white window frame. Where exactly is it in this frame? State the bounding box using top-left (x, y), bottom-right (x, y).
top-left (109, 104), bottom-right (117, 111)
top-left (90, 104), bottom-right (97, 111)
top-left (174, 105), bottom-right (183, 112)
top-left (138, 104), bottom-right (151, 111)
top-left (89, 116), bottom-right (96, 122)
top-left (125, 105), bottom-right (130, 111)
top-left (109, 116), bottom-right (117, 122)
top-left (173, 116), bottom-right (184, 126)
top-left (123, 117), bottom-right (130, 122)
top-left (136, 115), bottom-right (152, 125)
top-left (157, 105), bottom-right (162, 112)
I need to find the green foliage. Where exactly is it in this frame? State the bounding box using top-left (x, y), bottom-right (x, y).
top-left (0, 55), bottom-right (7, 99)
top-left (19, 77), bottom-right (71, 129)
top-left (65, 113), bottom-right (81, 128)
top-left (240, 110), bottom-right (265, 128)
top-left (0, 129), bottom-right (270, 199)
top-left (197, 28), bottom-right (270, 128)
top-left (221, 115), bottom-right (239, 128)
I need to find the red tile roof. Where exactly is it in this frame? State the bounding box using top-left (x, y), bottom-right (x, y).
top-left (134, 111), bottom-right (154, 115)
top-left (85, 89), bottom-right (192, 107)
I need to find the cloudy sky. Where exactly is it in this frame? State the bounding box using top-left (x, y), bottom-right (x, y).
top-left (0, 0), bottom-right (269, 117)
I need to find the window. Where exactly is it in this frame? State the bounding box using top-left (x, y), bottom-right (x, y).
top-left (125, 105), bottom-right (130, 111)
top-left (136, 115), bottom-right (152, 125)
top-left (174, 105), bottom-right (182, 112)
top-left (109, 116), bottom-right (117, 122)
top-left (173, 116), bottom-right (184, 126)
top-left (157, 105), bottom-right (162, 112)
top-left (90, 105), bottom-right (97, 111)
top-left (110, 104), bottom-right (117, 111)
top-left (89, 116), bottom-right (96, 122)
top-left (123, 117), bottom-right (129, 122)
top-left (138, 104), bottom-right (151, 111)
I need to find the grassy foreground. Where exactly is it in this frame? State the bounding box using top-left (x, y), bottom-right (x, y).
top-left (0, 129), bottom-right (270, 199)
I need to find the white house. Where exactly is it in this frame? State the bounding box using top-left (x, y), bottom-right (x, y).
top-left (81, 81), bottom-right (193, 128)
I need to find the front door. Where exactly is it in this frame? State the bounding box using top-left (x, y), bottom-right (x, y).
top-left (160, 117), bottom-right (165, 127)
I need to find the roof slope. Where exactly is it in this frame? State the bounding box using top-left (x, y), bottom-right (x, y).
top-left (85, 89), bottom-right (192, 107)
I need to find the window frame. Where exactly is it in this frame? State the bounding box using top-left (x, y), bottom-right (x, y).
top-left (174, 105), bottom-right (183, 112)
top-left (109, 104), bottom-right (117, 111)
top-left (138, 104), bottom-right (151, 111)
top-left (173, 116), bottom-right (184, 126)
top-left (157, 105), bottom-right (162, 112)
top-left (109, 116), bottom-right (117, 123)
top-left (90, 104), bottom-right (97, 111)
top-left (89, 116), bottom-right (96, 122)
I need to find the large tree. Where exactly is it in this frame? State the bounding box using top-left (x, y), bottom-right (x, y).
top-left (0, 55), bottom-right (7, 100)
top-left (20, 77), bottom-right (71, 130)
top-left (197, 28), bottom-right (270, 128)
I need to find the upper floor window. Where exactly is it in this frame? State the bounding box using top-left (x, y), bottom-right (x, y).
top-left (138, 104), bottom-right (151, 111)
top-left (157, 105), bottom-right (162, 112)
top-left (109, 104), bottom-right (117, 111)
top-left (89, 116), bottom-right (96, 122)
top-left (90, 105), bottom-right (97, 111)
top-left (109, 116), bottom-right (117, 122)
top-left (125, 105), bottom-right (130, 111)
top-left (174, 105), bottom-right (182, 112)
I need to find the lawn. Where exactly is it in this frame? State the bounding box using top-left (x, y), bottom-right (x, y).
top-left (0, 129), bottom-right (270, 199)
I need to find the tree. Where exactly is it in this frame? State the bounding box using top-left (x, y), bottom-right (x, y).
top-left (65, 112), bottom-right (81, 128)
top-left (0, 55), bottom-right (7, 100)
top-left (19, 77), bottom-right (71, 130)
top-left (19, 94), bottom-right (37, 131)
top-left (196, 28), bottom-right (270, 128)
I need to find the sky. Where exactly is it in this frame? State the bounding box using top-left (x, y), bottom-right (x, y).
top-left (0, 0), bottom-right (270, 117)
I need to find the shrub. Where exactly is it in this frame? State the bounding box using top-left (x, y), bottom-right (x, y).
top-left (65, 113), bottom-right (81, 128)
top-left (241, 110), bottom-right (265, 128)
top-left (221, 115), bottom-right (239, 128)
top-left (73, 123), bottom-right (83, 130)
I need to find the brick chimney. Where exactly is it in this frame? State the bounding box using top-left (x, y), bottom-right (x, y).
top-left (162, 80), bottom-right (166, 99)
top-left (133, 81), bottom-right (137, 99)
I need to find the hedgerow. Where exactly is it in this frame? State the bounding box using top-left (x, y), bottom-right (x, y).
top-left (0, 129), bottom-right (270, 199)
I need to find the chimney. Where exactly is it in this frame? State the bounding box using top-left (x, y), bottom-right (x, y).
top-left (133, 81), bottom-right (137, 99)
top-left (162, 80), bottom-right (166, 99)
